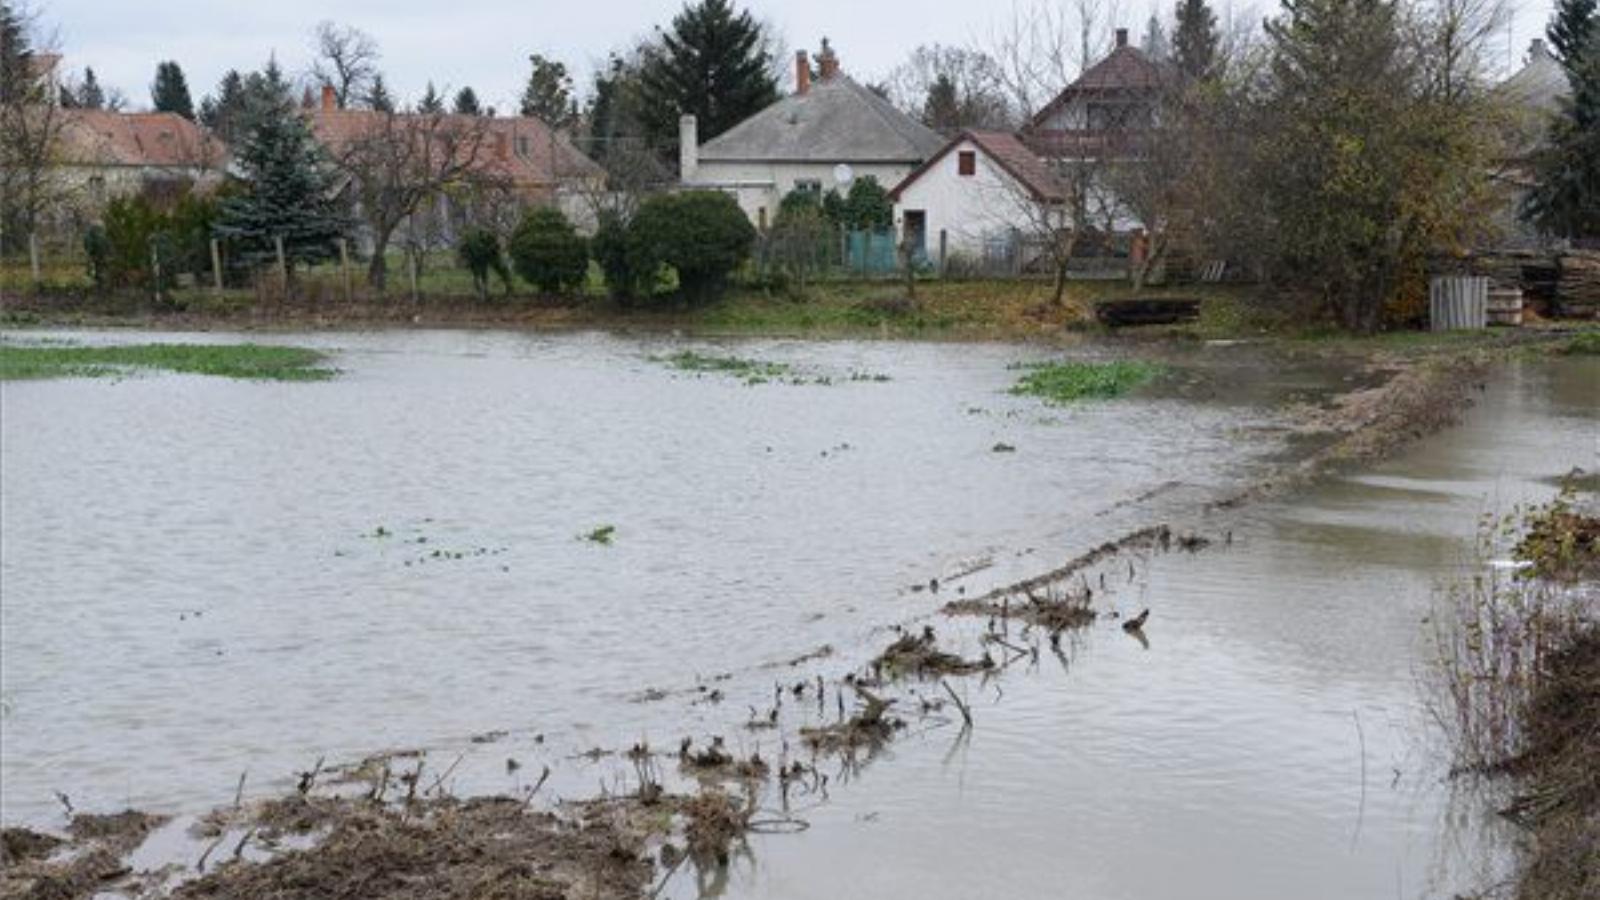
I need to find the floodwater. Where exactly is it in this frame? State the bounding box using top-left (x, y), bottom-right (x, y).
top-left (0, 329), bottom-right (1594, 898)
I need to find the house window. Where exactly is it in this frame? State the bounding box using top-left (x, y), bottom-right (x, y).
top-left (794, 178), bottom-right (822, 194)
top-left (758, 207), bottom-right (768, 231)
top-left (517, 136), bottom-right (530, 156)
top-left (957, 151), bottom-right (976, 176)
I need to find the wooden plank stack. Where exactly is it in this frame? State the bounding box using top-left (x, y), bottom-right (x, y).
top-left (1555, 250), bottom-right (1600, 319)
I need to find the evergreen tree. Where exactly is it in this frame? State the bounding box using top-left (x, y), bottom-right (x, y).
top-left (520, 53), bottom-right (575, 125)
top-left (1524, 0), bottom-right (1600, 238)
top-left (1173, 0), bottom-right (1220, 80)
top-left (1, 2), bottom-right (36, 103)
top-left (151, 61), bottom-right (194, 119)
top-left (452, 86), bottom-right (481, 116)
top-left (214, 78), bottom-right (345, 272)
top-left (417, 81), bottom-right (444, 114)
top-left (77, 66), bottom-right (104, 109)
top-left (366, 73), bottom-right (394, 112)
top-left (1547, 0), bottom-right (1598, 75)
top-left (638, 0), bottom-right (778, 154)
top-left (1142, 15), bottom-right (1172, 60)
top-left (922, 73), bottom-right (962, 132)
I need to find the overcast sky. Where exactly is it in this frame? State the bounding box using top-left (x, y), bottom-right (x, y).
top-left (38, 0), bottom-right (1556, 113)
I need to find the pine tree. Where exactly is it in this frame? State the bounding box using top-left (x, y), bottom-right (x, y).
top-left (638, 0), bottom-right (778, 153)
top-left (151, 61), bottom-right (194, 119)
top-left (77, 66), bottom-right (105, 109)
top-left (520, 53), bottom-right (574, 125)
top-left (1, 1), bottom-right (35, 104)
top-left (417, 81), bottom-right (444, 114)
top-left (1142, 15), bottom-right (1172, 60)
top-left (1547, 0), bottom-right (1598, 76)
top-left (452, 86), bottom-right (481, 116)
top-left (366, 73), bottom-right (394, 112)
top-left (922, 74), bottom-right (961, 132)
top-left (1524, 0), bottom-right (1600, 238)
top-left (1173, 0), bottom-right (1220, 80)
top-left (213, 69), bottom-right (345, 272)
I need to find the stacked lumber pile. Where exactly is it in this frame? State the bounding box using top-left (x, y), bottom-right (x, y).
top-left (1556, 250), bottom-right (1600, 319)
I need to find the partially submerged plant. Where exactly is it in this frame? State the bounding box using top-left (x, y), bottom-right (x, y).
top-left (582, 525), bottom-right (616, 545)
top-left (1008, 359), bottom-right (1163, 404)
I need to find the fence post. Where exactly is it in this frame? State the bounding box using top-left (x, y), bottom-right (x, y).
top-left (339, 238), bottom-right (353, 303)
top-left (274, 234), bottom-right (288, 299)
top-left (839, 225), bottom-right (848, 276)
top-left (938, 230), bottom-right (948, 278)
top-left (408, 249), bottom-right (419, 303)
top-left (28, 232), bottom-right (40, 285)
top-left (150, 239), bottom-right (163, 306)
top-left (210, 238), bottom-right (223, 296)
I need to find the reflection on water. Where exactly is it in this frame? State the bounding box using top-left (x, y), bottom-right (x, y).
top-left (716, 357), bottom-right (1597, 900)
top-left (2, 332), bottom-right (1592, 900)
top-left (0, 330), bottom-right (1288, 825)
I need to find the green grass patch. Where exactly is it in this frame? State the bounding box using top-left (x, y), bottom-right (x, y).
top-left (657, 350), bottom-right (791, 384)
top-left (0, 342), bottom-right (336, 381)
top-left (1009, 360), bottom-right (1164, 404)
top-left (1559, 330), bottom-right (1600, 355)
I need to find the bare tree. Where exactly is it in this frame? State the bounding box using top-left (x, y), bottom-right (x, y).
top-left (0, 2), bottom-right (69, 254)
top-left (976, 0), bottom-right (1117, 121)
top-left (311, 21), bottom-right (380, 109)
top-left (883, 44), bottom-right (1014, 130)
top-left (329, 111), bottom-right (498, 290)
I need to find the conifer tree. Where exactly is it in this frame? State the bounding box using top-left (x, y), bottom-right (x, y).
top-left (1173, 0), bottom-right (1220, 79)
top-left (151, 61), bottom-right (194, 119)
top-left (213, 67), bottom-right (345, 273)
top-left (452, 85), bottom-right (481, 116)
top-left (76, 66), bottom-right (104, 108)
top-left (638, 0), bottom-right (778, 153)
top-left (520, 53), bottom-right (575, 125)
top-left (417, 81), bottom-right (444, 113)
top-left (366, 73), bottom-right (394, 112)
top-left (1524, 0), bottom-right (1600, 238)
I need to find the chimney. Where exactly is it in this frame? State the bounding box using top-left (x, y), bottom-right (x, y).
top-left (1115, 28), bottom-right (1129, 48)
top-left (795, 50), bottom-right (811, 95)
top-left (320, 83), bottom-right (337, 112)
top-left (818, 38), bottom-right (840, 81)
top-left (679, 114), bottom-right (698, 182)
top-left (1529, 38), bottom-right (1548, 60)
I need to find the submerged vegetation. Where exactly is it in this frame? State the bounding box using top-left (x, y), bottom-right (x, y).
top-left (1427, 490), bottom-right (1598, 900)
top-left (1008, 360), bottom-right (1163, 404)
top-left (656, 350), bottom-right (790, 384)
top-left (0, 342), bottom-right (334, 381)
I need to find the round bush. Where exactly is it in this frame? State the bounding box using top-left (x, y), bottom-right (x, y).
top-left (508, 207), bottom-right (588, 294)
top-left (626, 191), bottom-right (754, 302)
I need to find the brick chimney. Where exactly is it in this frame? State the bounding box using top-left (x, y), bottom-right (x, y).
top-left (818, 38), bottom-right (840, 81)
top-left (795, 50), bottom-right (811, 95)
top-left (320, 83), bottom-right (337, 112)
top-left (1115, 27), bottom-right (1129, 48)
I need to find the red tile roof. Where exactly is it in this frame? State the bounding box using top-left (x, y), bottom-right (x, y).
top-left (889, 130), bottom-right (1066, 203)
top-left (58, 110), bottom-right (225, 169)
top-left (1029, 44), bottom-right (1169, 129)
top-left (309, 110), bottom-right (603, 188)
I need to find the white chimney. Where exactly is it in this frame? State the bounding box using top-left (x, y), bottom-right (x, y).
top-left (679, 114), bottom-right (699, 183)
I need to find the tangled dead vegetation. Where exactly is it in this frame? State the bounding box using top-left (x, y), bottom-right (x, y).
top-left (0, 810), bottom-right (167, 900)
top-left (872, 626), bottom-right (993, 677)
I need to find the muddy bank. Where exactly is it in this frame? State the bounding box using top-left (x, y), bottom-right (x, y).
top-left (1, 336), bottom-right (1587, 899)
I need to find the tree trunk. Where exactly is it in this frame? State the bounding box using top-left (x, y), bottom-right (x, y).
top-left (367, 230), bottom-right (391, 293)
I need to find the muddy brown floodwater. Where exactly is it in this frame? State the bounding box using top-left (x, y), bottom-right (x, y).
top-left (1, 329), bottom-right (1594, 898)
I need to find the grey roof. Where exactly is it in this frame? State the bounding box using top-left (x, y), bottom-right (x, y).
top-left (1498, 40), bottom-right (1569, 113)
top-left (699, 76), bottom-right (945, 164)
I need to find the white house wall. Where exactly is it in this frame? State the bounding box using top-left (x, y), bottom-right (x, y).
top-left (891, 138), bottom-right (1062, 259)
top-left (686, 160), bottom-right (917, 227)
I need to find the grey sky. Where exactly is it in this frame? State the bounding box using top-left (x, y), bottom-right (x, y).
top-left (41, 0), bottom-right (1556, 114)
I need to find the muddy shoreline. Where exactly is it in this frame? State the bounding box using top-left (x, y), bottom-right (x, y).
top-left (0, 336), bottom-right (1584, 899)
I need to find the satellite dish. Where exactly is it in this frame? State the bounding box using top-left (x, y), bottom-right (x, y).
top-left (833, 163), bottom-right (854, 185)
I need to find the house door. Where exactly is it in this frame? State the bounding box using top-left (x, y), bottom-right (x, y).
top-left (903, 210), bottom-right (927, 263)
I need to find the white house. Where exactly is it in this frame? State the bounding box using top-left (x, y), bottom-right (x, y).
top-left (888, 130), bottom-right (1067, 263)
top-left (679, 41), bottom-right (945, 229)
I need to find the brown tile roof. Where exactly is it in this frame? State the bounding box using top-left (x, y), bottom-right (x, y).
top-left (1029, 44), bottom-right (1169, 129)
top-left (58, 110), bottom-right (225, 169)
top-left (889, 130), bottom-right (1066, 203)
top-left (309, 110), bottom-right (603, 188)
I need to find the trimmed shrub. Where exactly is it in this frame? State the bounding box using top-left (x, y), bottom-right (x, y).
top-left (626, 191), bottom-right (754, 302)
top-left (591, 210), bottom-right (636, 301)
top-left (456, 229), bottom-right (511, 301)
top-left (508, 206), bottom-right (587, 293)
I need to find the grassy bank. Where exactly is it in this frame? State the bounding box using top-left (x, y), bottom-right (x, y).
top-left (1009, 360), bottom-right (1164, 403)
top-left (1428, 492), bottom-right (1599, 900)
top-left (0, 342), bottom-right (335, 381)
